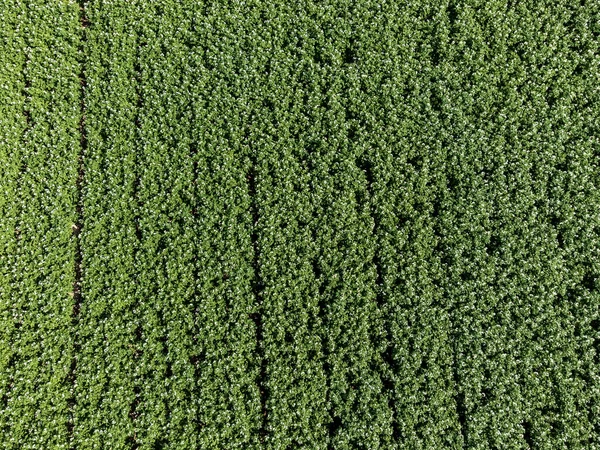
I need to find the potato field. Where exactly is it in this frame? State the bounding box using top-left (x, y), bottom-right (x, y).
top-left (1, 0), bottom-right (599, 448)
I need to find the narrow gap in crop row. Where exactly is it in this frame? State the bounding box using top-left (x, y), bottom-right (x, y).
top-left (14, 15), bottom-right (31, 323)
top-left (432, 199), bottom-right (470, 447)
top-left (429, 6), bottom-right (468, 438)
top-left (22, 75), bottom-right (31, 142)
top-left (18, 28), bottom-right (32, 241)
top-left (188, 137), bottom-right (205, 434)
top-left (436, 177), bottom-right (468, 446)
top-left (68, 2), bottom-right (87, 447)
top-left (453, 371), bottom-right (468, 447)
top-left (433, 200), bottom-right (470, 446)
top-left (522, 420), bottom-right (534, 448)
top-left (436, 204), bottom-right (468, 446)
top-left (358, 155), bottom-right (400, 442)
top-left (126, 33), bottom-right (145, 450)
top-left (313, 232), bottom-right (335, 446)
top-left (247, 151), bottom-right (268, 443)
top-left (374, 258), bottom-right (400, 441)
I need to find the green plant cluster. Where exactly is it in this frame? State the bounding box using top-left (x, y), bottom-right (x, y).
top-left (0, 0), bottom-right (599, 449)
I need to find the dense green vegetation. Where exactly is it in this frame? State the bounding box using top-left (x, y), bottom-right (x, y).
top-left (1, 0), bottom-right (598, 448)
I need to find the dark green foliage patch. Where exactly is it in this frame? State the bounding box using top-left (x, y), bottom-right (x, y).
top-left (0, 0), bottom-right (599, 448)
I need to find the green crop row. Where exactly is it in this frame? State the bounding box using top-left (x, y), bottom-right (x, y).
top-left (251, 3), bottom-right (330, 446)
top-left (0, 1), bottom-right (82, 448)
top-left (76, 0), bottom-right (140, 447)
top-left (0, 0), bottom-right (28, 444)
top-left (182, 1), bottom-right (261, 447)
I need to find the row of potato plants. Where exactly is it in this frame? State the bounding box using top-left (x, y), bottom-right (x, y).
top-left (0, 1), bottom-right (82, 448)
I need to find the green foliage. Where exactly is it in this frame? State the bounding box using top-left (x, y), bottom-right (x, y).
top-left (76, 1), bottom-right (139, 448)
top-left (0, 1), bottom-right (81, 448)
top-left (0, 0), bottom-right (28, 444)
top-left (1, 0), bottom-right (599, 448)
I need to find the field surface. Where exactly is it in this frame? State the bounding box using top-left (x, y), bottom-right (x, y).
top-left (1, 0), bottom-right (599, 448)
